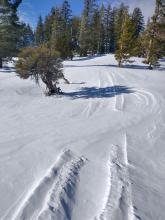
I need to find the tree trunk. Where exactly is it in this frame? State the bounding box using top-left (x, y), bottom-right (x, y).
top-left (146, 0), bottom-right (160, 66)
top-left (149, 63), bottom-right (153, 70)
top-left (118, 59), bottom-right (122, 67)
top-left (146, 39), bottom-right (153, 64)
top-left (0, 58), bottom-right (3, 69)
top-left (63, 77), bottom-right (70, 84)
top-left (42, 76), bottom-right (62, 95)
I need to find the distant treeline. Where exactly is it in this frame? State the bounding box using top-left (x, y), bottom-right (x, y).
top-left (0, 0), bottom-right (165, 69)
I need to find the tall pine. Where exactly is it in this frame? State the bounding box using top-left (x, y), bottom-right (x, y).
top-left (71, 16), bottom-right (81, 54)
top-left (20, 24), bottom-right (34, 48)
top-left (35, 16), bottom-right (45, 45)
top-left (79, 0), bottom-right (97, 56)
top-left (144, 0), bottom-right (165, 69)
top-left (131, 7), bottom-right (145, 56)
top-left (90, 5), bottom-right (102, 54)
top-left (115, 12), bottom-right (136, 67)
top-left (132, 8), bottom-right (144, 38)
top-left (104, 4), bottom-right (116, 53)
top-left (0, 0), bottom-right (22, 68)
top-left (51, 1), bottom-right (73, 59)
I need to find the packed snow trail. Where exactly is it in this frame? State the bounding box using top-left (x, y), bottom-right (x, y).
top-left (0, 55), bottom-right (165, 220)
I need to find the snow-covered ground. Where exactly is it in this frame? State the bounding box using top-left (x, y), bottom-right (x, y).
top-left (0, 54), bottom-right (165, 220)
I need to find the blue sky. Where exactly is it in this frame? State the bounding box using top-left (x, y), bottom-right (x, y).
top-left (19, 0), bottom-right (155, 29)
top-left (19, 0), bottom-right (84, 29)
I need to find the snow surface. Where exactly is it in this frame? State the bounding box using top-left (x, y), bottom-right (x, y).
top-left (0, 54), bottom-right (165, 220)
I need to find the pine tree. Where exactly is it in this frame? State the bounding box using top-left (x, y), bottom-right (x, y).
top-left (104, 4), bottom-right (116, 53)
top-left (16, 45), bottom-right (65, 95)
top-left (99, 4), bottom-right (105, 54)
top-left (144, 0), bottom-right (165, 69)
top-left (50, 7), bottom-right (61, 50)
top-left (0, 0), bottom-right (22, 68)
top-left (61, 0), bottom-right (72, 31)
top-left (132, 8), bottom-right (144, 38)
top-left (35, 16), bottom-right (45, 45)
top-left (79, 0), bottom-right (90, 56)
top-left (114, 3), bottom-right (128, 45)
top-left (20, 24), bottom-right (34, 48)
top-left (115, 12), bottom-right (136, 67)
top-left (44, 15), bottom-right (53, 42)
top-left (157, 0), bottom-right (165, 56)
top-left (50, 1), bottom-right (73, 59)
top-left (79, 0), bottom-right (97, 56)
top-left (61, 0), bottom-right (73, 58)
top-left (79, 9), bottom-right (88, 56)
top-left (91, 6), bottom-right (101, 54)
top-left (71, 16), bottom-right (81, 54)
top-left (131, 8), bottom-right (145, 57)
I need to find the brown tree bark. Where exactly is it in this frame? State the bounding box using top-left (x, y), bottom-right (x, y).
top-left (146, 39), bottom-right (153, 64)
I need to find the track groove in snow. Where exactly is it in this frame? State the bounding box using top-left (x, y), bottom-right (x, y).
top-left (111, 71), bottom-right (125, 112)
top-left (135, 89), bottom-right (157, 112)
top-left (106, 72), bottom-right (117, 111)
top-left (97, 134), bottom-right (135, 220)
top-left (11, 149), bottom-right (86, 220)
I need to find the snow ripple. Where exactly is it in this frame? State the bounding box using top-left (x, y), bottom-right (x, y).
top-left (11, 149), bottom-right (86, 220)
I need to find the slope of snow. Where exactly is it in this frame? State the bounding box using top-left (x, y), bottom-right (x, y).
top-left (0, 55), bottom-right (165, 220)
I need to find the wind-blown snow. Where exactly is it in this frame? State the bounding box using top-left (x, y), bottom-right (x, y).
top-left (0, 55), bottom-right (165, 220)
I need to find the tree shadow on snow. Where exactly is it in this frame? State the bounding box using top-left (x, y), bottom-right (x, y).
top-left (69, 82), bottom-right (86, 85)
top-left (72, 54), bottom-right (106, 62)
top-left (64, 64), bottom-right (147, 70)
top-left (0, 66), bottom-right (15, 73)
top-left (64, 85), bottom-right (134, 99)
top-left (65, 63), bottom-right (165, 71)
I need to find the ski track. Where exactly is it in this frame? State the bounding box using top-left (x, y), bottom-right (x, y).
top-left (81, 71), bottom-right (102, 118)
top-left (81, 69), bottom-right (117, 118)
top-left (110, 72), bottom-right (125, 112)
top-left (11, 149), bottom-right (86, 220)
top-left (101, 69), bottom-right (117, 111)
top-left (112, 69), bottom-right (158, 114)
top-left (135, 89), bottom-right (157, 111)
top-left (97, 134), bottom-right (135, 220)
top-left (94, 70), bottom-right (136, 220)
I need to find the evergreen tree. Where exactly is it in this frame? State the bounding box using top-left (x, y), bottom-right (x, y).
top-left (61, 0), bottom-right (72, 31)
top-left (99, 4), bottom-right (105, 54)
top-left (79, 8), bottom-right (89, 56)
top-left (132, 8), bottom-right (144, 38)
top-left (144, 0), bottom-right (165, 69)
top-left (157, 0), bottom-right (165, 56)
top-left (71, 16), bottom-right (81, 54)
top-left (91, 6), bottom-right (101, 54)
top-left (114, 3), bottom-right (128, 45)
top-left (16, 45), bottom-right (66, 95)
top-left (50, 1), bottom-right (73, 59)
top-left (35, 16), bottom-right (45, 45)
top-left (131, 8), bottom-right (145, 56)
top-left (115, 12), bottom-right (136, 67)
top-left (79, 0), bottom-right (97, 56)
top-left (20, 24), bottom-right (34, 48)
top-left (44, 15), bottom-right (53, 42)
top-left (0, 0), bottom-right (22, 68)
top-left (50, 7), bottom-right (61, 50)
top-left (104, 4), bottom-right (116, 53)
